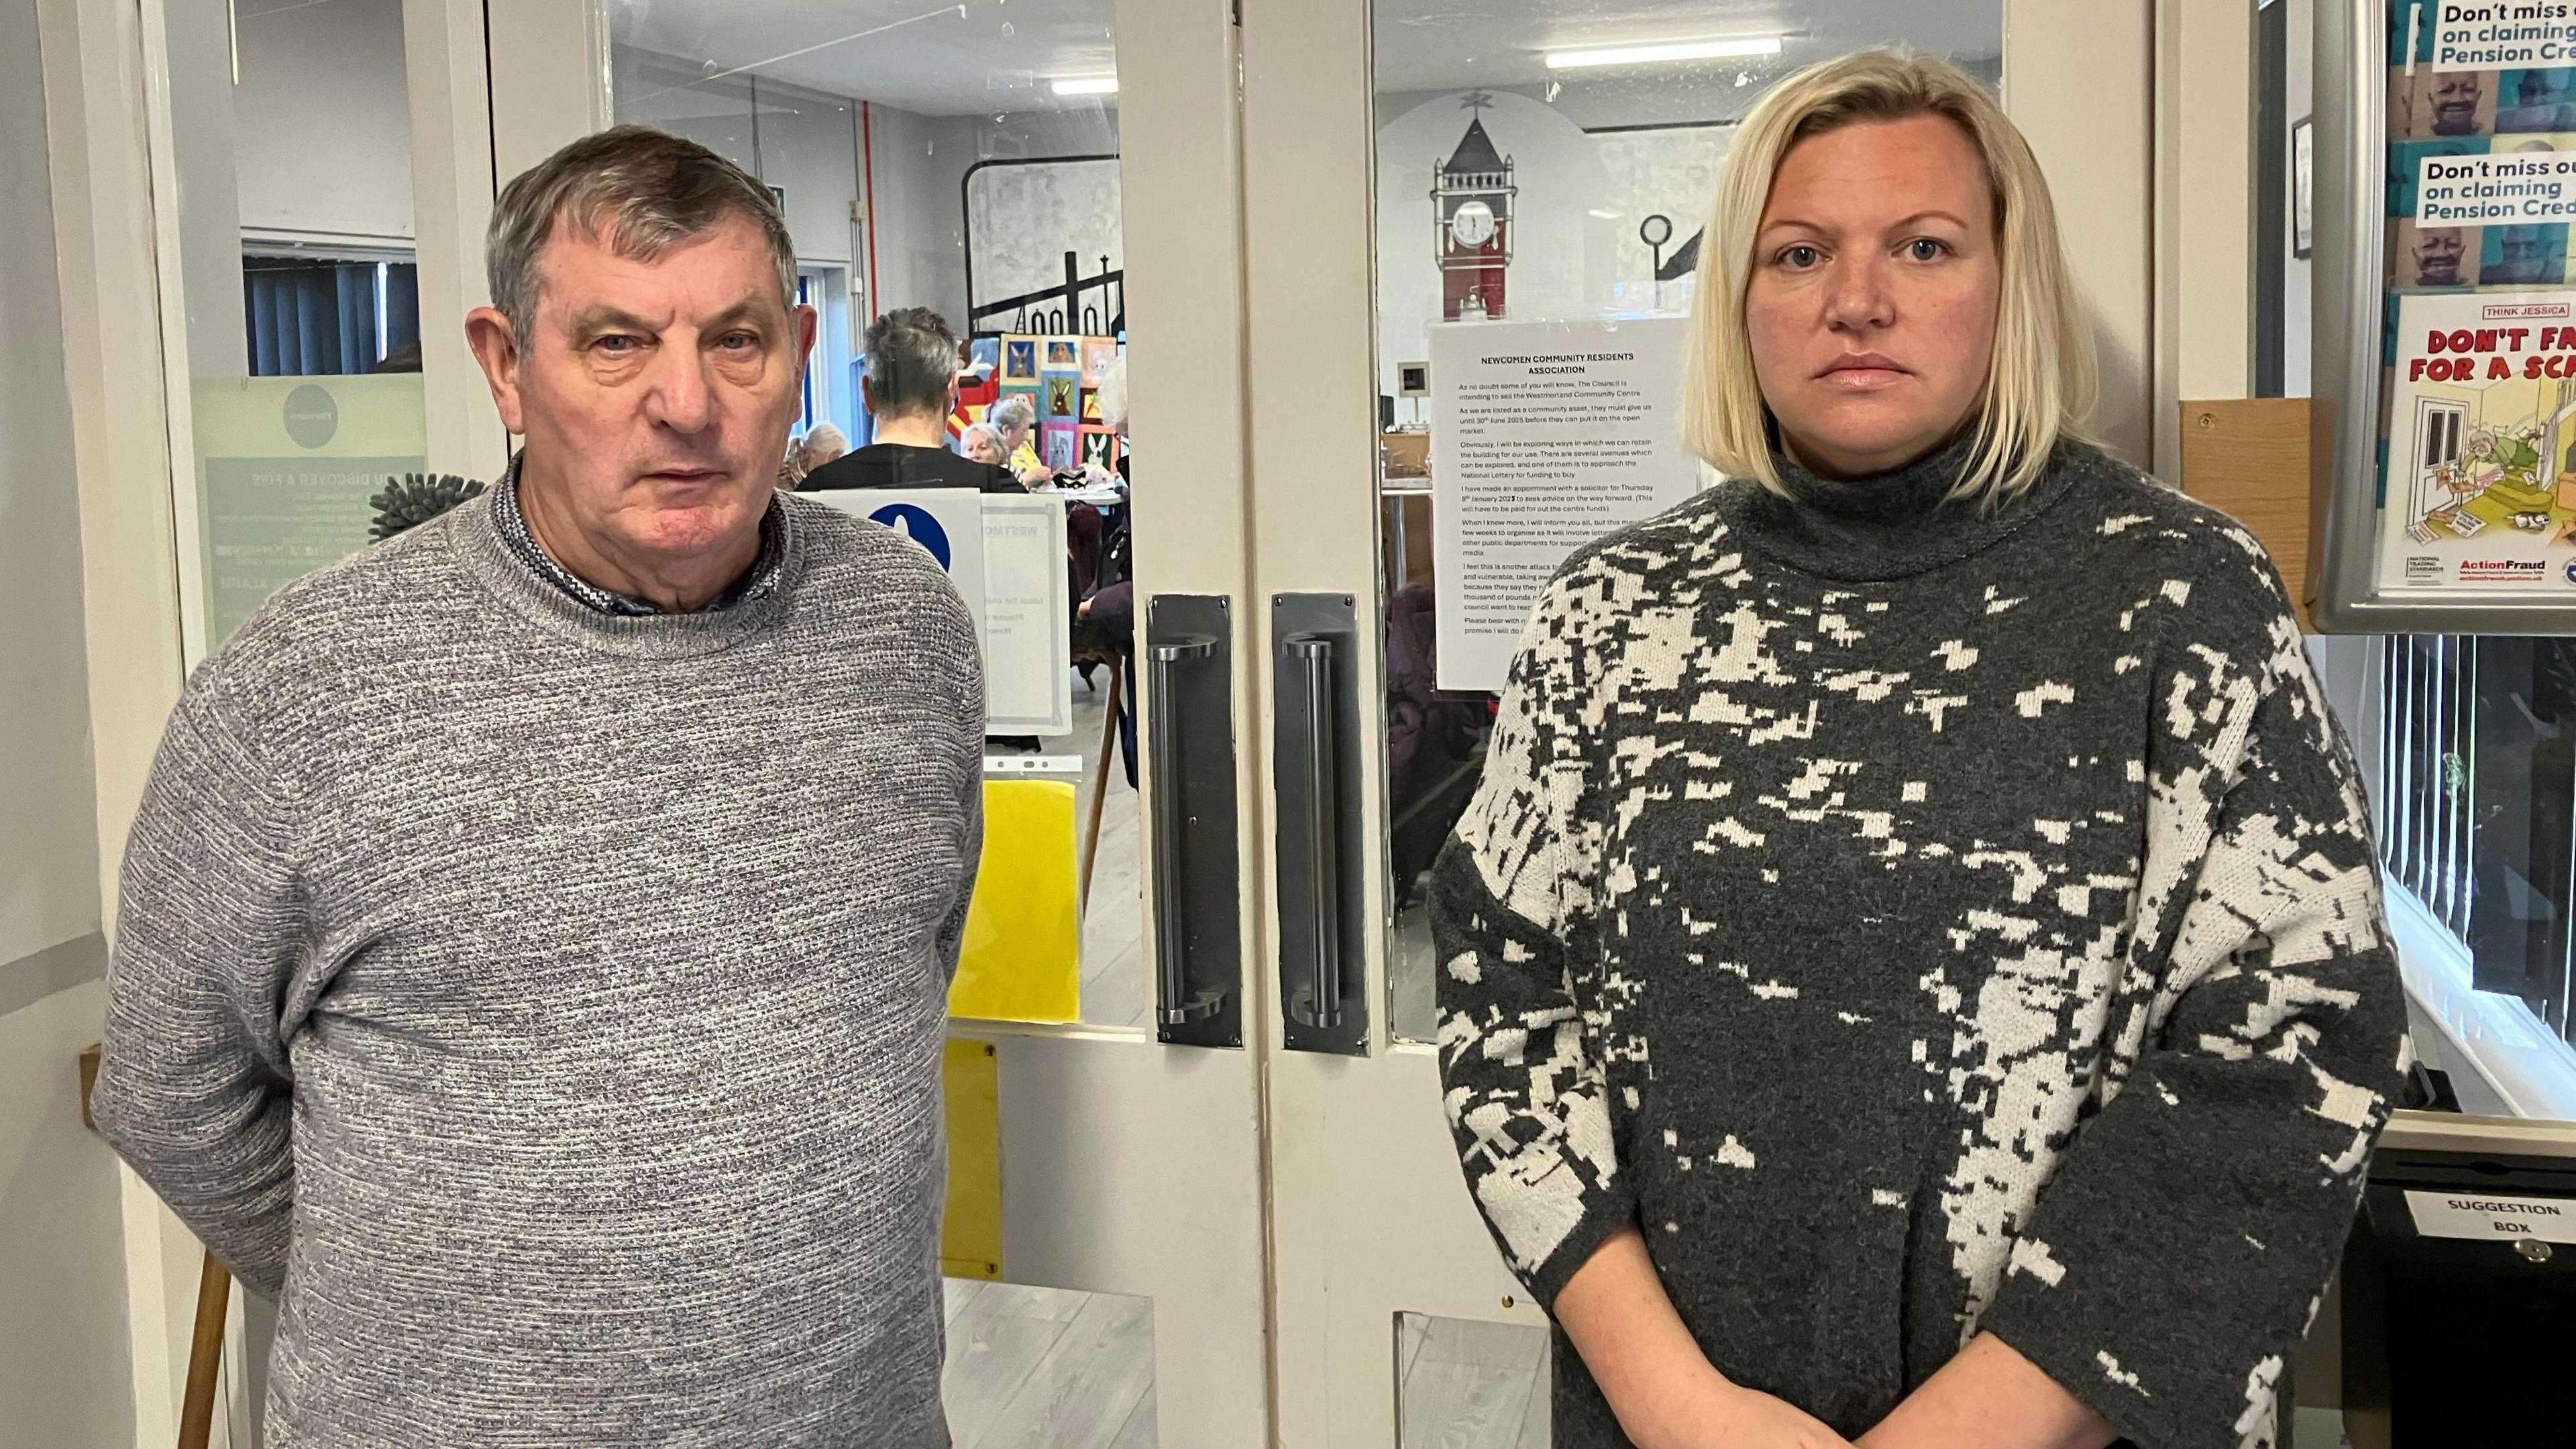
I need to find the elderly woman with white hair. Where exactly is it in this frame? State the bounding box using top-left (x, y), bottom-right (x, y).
top-left (959, 421), bottom-right (1010, 469)
top-left (778, 423), bottom-right (847, 489)
top-left (1431, 50), bottom-right (2403, 1449)
top-left (985, 392), bottom-right (1055, 487)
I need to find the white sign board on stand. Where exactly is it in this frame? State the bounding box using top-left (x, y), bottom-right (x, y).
top-left (808, 487), bottom-right (989, 634)
top-left (1428, 315), bottom-right (1697, 692)
top-left (806, 487), bottom-right (1070, 734)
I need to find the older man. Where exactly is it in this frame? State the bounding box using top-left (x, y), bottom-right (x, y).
top-left (92, 127), bottom-right (981, 1446)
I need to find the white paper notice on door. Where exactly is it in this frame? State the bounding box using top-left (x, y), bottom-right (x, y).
top-left (979, 494), bottom-right (1073, 736)
top-left (1429, 315), bottom-right (1698, 692)
top-left (2404, 1188), bottom-right (2576, 1244)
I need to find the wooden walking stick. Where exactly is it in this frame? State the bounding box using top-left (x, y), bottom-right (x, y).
top-left (178, 1250), bottom-right (231, 1449)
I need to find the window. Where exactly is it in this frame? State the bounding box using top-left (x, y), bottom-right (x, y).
top-left (798, 271), bottom-right (818, 433)
top-left (240, 256), bottom-right (421, 376)
top-left (2377, 635), bottom-right (2576, 1045)
top-left (795, 264), bottom-right (856, 440)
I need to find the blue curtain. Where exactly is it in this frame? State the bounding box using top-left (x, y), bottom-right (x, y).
top-left (242, 260), bottom-right (420, 376)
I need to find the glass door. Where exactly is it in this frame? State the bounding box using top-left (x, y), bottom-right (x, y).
top-left (1238, 1), bottom-right (2155, 1441)
top-left (132, 0), bottom-right (1272, 1443)
top-left (552, 2), bottom-right (1277, 1442)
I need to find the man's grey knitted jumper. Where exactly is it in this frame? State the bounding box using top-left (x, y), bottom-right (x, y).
top-left (93, 486), bottom-right (984, 1447)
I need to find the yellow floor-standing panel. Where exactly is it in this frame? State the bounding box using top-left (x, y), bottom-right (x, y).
top-left (941, 777), bottom-right (1079, 1281)
top-left (947, 779), bottom-right (1081, 1024)
top-left (941, 1038), bottom-right (1004, 1281)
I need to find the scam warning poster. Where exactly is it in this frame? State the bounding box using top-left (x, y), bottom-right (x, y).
top-left (2381, 290), bottom-right (2576, 593)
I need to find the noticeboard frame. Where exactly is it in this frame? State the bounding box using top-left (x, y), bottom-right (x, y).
top-left (2312, 0), bottom-right (2576, 634)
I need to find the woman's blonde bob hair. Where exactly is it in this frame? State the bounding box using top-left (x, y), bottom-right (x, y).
top-left (1679, 50), bottom-right (2096, 504)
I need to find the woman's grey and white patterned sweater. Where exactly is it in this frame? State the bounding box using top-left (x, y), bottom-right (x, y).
top-left (1430, 437), bottom-right (2407, 1449)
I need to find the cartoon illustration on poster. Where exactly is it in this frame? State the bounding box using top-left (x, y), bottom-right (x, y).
top-left (2381, 290), bottom-right (2576, 593)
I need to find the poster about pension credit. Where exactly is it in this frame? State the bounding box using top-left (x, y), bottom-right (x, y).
top-left (2387, 1), bottom-right (2576, 293)
top-left (2381, 290), bottom-right (2576, 594)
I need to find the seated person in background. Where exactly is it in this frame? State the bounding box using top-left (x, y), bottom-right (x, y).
top-left (960, 421), bottom-right (1010, 469)
top-left (986, 393), bottom-right (1057, 488)
top-left (778, 422), bottom-right (847, 489)
top-left (802, 308), bottom-right (1026, 495)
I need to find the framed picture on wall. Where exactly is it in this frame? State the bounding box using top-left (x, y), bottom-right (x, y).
top-left (1043, 374), bottom-right (1080, 421)
top-left (1002, 335), bottom-right (1040, 382)
top-left (1079, 424), bottom-right (1120, 472)
top-left (2292, 117), bottom-right (2314, 259)
top-left (1040, 423), bottom-right (1079, 472)
top-left (1081, 337), bottom-right (1119, 386)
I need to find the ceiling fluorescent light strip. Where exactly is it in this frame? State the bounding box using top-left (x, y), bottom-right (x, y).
top-left (1546, 36), bottom-right (1782, 70)
top-left (1052, 76), bottom-right (1120, 96)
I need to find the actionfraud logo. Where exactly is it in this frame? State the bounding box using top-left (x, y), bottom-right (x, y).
top-left (2458, 559), bottom-right (2553, 583)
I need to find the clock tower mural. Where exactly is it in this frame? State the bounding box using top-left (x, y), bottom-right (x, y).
top-left (1432, 93), bottom-right (1515, 319)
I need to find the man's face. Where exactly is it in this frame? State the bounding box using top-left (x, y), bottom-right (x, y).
top-left (2434, 73), bottom-right (2482, 133)
top-left (2416, 228), bottom-right (2466, 284)
top-left (474, 213), bottom-right (814, 566)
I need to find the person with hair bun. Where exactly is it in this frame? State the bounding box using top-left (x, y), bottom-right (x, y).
top-left (1432, 50), bottom-right (2403, 1449)
top-left (802, 305), bottom-right (1026, 494)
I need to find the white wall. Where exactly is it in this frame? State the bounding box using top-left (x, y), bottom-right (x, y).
top-left (608, 44), bottom-right (1123, 339)
top-left (861, 102), bottom-right (969, 327)
top-left (865, 103), bottom-right (1120, 333)
top-left (1, 0), bottom-right (136, 1442)
top-left (610, 44), bottom-right (860, 266)
top-left (234, 0), bottom-right (415, 246)
top-left (169, 0), bottom-right (249, 377)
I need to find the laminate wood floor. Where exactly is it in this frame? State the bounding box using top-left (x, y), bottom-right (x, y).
top-left (943, 1278), bottom-right (1157, 1449)
top-left (1397, 1311), bottom-right (1552, 1449)
top-left (941, 1282), bottom-right (1552, 1449)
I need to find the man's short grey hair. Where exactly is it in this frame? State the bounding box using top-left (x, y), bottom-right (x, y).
top-left (989, 394), bottom-right (1037, 432)
top-left (486, 125), bottom-right (798, 339)
top-left (864, 308), bottom-right (962, 419)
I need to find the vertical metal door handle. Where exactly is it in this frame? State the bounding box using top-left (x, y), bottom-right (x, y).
top-left (1288, 635), bottom-right (1342, 1028)
top-left (1150, 637), bottom-right (1218, 1026)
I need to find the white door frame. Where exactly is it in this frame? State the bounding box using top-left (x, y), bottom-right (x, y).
top-left (967, 1), bottom-right (1275, 1441)
top-left (1237, 2), bottom-right (2168, 1441)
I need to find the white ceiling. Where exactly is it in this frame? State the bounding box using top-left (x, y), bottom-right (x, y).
top-left (611, 0), bottom-right (2001, 119)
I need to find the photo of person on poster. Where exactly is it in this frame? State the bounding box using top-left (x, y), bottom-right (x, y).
top-left (2483, 224), bottom-right (2568, 286)
top-left (2428, 69), bottom-right (2496, 137)
top-left (2408, 224), bottom-right (2474, 287)
top-left (2500, 68), bottom-right (2576, 133)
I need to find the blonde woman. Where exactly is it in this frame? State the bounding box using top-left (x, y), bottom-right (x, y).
top-left (1432, 52), bottom-right (2402, 1449)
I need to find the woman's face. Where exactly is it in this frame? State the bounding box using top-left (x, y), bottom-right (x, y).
top-left (1744, 113), bottom-right (2001, 480)
top-left (999, 421), bottom-right (1030, 452)
top-left (965, 432), bottom-right (1004, 466)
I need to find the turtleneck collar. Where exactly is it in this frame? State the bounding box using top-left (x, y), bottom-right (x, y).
top-left (1712, 431), bottom-right (2086, 583)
